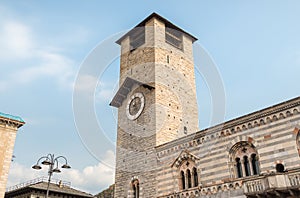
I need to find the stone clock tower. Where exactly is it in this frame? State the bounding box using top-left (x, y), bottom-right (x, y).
top-left (110, 13), bottom-right (199, 197)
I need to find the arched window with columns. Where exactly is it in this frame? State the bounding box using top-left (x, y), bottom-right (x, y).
top-left (229, 141), bottom-right (260, 178)
top-left (177, 160), bottom-right (199, 190)
top-left (172, 151), bottom-right (200, 191)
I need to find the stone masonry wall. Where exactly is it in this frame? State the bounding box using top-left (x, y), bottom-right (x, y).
top-left (0, 122), bottom-right (19, 198)
top-left (155, 98), bottom-right (300, 197)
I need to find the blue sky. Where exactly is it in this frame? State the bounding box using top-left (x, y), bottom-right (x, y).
top-left (1, 0), bottom-right (300, 194)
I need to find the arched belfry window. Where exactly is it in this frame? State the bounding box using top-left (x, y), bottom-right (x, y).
top-left (132, 179), bottom-right (139, 198)
top-left (229, 141), bottom-right (260, 178)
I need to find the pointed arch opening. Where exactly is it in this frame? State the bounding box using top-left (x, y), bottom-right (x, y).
top-left (187, 169), bottom-right (192, 188)
top-left (236, 157), bottom-right (243, 178)
top-left (132, 179), bottom-right (139, 198)
top-left (181, 171), bottom-right (186, 190)
top-left (193, 167), bottom-right (198, 187)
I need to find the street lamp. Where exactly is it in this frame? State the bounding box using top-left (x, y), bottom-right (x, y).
top-left (32, 154), bottom-right (71, 198)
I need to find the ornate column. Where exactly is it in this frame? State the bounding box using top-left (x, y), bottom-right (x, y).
top-left (241, 159), bottom-right (246, 177)
top-left (249, 155), bottom-right (254, 175)
top-left (185, 170), bottom-right (189, 189)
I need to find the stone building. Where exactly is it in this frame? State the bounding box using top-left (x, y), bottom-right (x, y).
top-left (0, 112), bottom-right (25, 198)
top-left (95, 184), bottom-right (114, 198)
top-left (110, 13), bottom-right (300, 197)
top-left (5, 177), bottom-right (93, 198)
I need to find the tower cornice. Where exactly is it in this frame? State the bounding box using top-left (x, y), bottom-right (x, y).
top-left (116, 12), bottom-right (198, 45)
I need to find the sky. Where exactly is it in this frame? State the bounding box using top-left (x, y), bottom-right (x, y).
top-left (1, 0), bottom-right (300, 195)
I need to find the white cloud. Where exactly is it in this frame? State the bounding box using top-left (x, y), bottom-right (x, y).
top-left (95, 81), bottom-right (118, 104)
top-left (6, 163), bottom-right (48, 188)
top-left (0, 20), bottom-right (34, 60)
top-left (0, 49), bottom-right (75, 91)
top-left (74, 74), bottom-right (98, 92)
top-left (7, 150), bottom-right (115, 195)
top-left (13, 51), bottom-right (75, 88)
top-left (0, 7), bottom-right (81, 91)
top-left (74, 75), bottom-right (117, 104)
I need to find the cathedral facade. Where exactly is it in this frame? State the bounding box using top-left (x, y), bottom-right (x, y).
top-left (110, 13), bottom-right (300, 198)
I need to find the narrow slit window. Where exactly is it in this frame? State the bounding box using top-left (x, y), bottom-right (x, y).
top-left (187, 169), bottom-right (192, 188)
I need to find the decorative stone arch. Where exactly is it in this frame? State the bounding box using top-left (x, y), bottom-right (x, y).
top-left (227, 135), bottom-right (257, 149)
top-left (171, 150), bottom-right (200, 191)
top-left (228, 140), bottom-right (260, 178)
top-left (279, 113), bottom-right (285, 119)
top-left (272, 114), bottom-right (278, 121)
top-left (259, 118), bottom-right (265, 125)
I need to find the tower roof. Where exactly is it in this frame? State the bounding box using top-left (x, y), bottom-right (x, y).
top-left (116, 12), bottom-right (198, 45)
top-left (0, 112), bottom-right (25, 128)
top-left (110, 77), bottom-right (154, 108)
top-left (0, 112), bottom-right (24, 123)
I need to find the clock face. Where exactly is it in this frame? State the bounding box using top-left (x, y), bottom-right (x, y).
top-left (126, 92), bottom-right (145, 120)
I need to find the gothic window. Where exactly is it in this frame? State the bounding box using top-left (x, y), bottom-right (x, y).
top-left (130, 27), bottom-right (145, 51)
top-left (236, 157), bottom-right (242, 178)
top-left (251, 154), bottom-right (260, 175)
top-left (244, 156), bottom-right (250, 176)
top-left (165, 25), bottom-right (183, 50)
top-left (173, 151), bottom-right (200, 191)
top-left (193, 167), bottom-right (198, 187)
top-left (230, 141), bottom-right (260, 178)
top-left (187, 169), bottom-right (192, 188)
top-left (178, 161), bottom-right (199, 190)
top-left (181, 171), bottom-right (186, 190)
top-left (132, 179), bottom-right (139, 198)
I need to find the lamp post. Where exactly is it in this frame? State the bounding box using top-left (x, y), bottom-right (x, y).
top-left (32, 154), bottom-right (71, 198)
